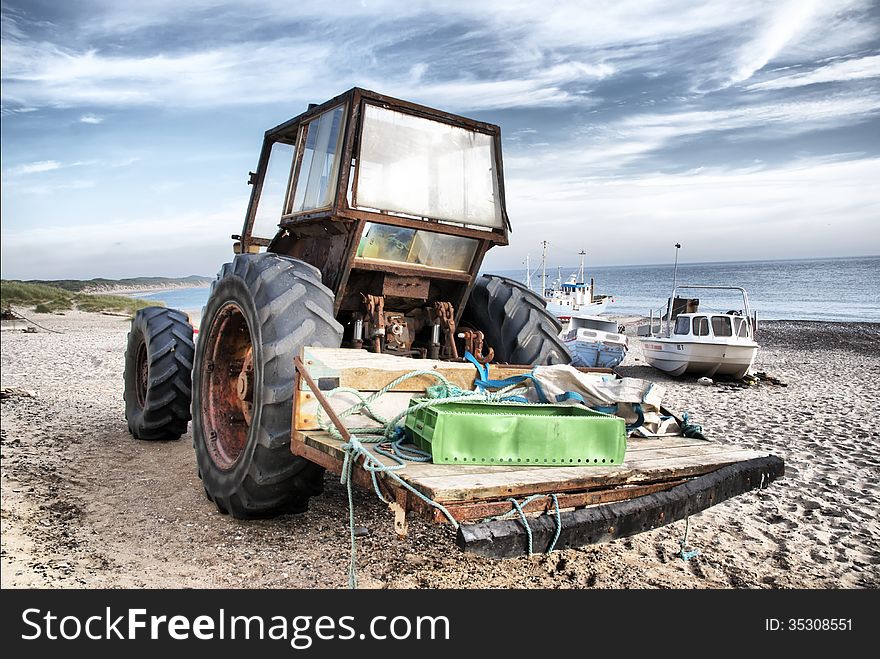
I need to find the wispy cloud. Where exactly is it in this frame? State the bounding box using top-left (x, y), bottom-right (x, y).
top-left (716, 0), bottom-right (821, 90)
top-left (367, 62), bottom-right (613, 111)
top-left (746, 54), bottom-right (880, 91)
top-left (1, 35), bottom-right (333, 108)
top-left (7, 160), bottom-right (61, 175)
top-left (505, 92), bottom-right (880, 175)
top-left (3, 1), bottom-right (875, 112)
top-left (3, 158), bottom-right (100, 178)
top-left (79, 113), bottom-right (104, 123)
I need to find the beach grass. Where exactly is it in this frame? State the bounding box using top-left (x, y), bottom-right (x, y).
top-left (1, 280), bottom-right (157, 316)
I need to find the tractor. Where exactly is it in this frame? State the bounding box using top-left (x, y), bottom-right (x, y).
top-left (123, 88), bottom-right (570, 518)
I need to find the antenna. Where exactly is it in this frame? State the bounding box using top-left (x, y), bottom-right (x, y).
top-left (540, 240), bottom-right (548, 297)
top-left (524, 254), bottom-right (532, 291)
top-left (666, 242), bottom-right (682, 336)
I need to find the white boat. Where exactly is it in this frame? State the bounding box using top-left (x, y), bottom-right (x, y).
top-left (641, 285), bottom-right (759, 379)
top-left (539, 249), bottom-right (613, 317)
top-left (560, 314), bottom-right (628, 368)
top-left (544, 274), bottom-right (612, 315)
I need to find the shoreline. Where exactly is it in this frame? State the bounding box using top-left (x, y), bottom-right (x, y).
top-left (84, 282), bottom-right (211, 295)
top-left (1, 310), bottom-right (878, 589)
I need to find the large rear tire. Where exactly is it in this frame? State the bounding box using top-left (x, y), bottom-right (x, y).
top-left (192, 253), bottom-right (343, 518)
top-left (462, 274), bottom-right (571, 365)
top-left (123, 306), bottom-right (194, 440)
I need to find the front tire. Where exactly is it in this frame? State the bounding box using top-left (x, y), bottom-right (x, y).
top-left (192, 253), bottom-right (343, 518)
top-left (123, 307), bottom-right (194, 440)
top-left (462, 274), bottom-right (571, 365)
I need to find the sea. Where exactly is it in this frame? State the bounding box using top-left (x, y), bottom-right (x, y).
top-left (127, 255), bottom-right (880, 323)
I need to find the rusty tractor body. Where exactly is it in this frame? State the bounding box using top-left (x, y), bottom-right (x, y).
top-left (125, 88), bottom-right (570, 517)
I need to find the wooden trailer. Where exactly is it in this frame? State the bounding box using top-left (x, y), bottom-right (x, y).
top-left (291, 348), bottom-right (784, 558)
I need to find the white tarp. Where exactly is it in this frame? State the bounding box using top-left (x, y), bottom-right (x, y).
top-left (526, 365), bottom-right (683, 437)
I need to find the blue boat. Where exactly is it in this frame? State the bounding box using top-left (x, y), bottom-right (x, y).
top-left (560, 314), bottom-right (628, 368)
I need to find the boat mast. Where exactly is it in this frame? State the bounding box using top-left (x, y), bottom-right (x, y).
top-left (540, 240), bottom-right (548, 297)
top-left (666, 242), bottom-right (681, 336)
top-left (577, 250), bottom-right (586, 284)
top-left (524, 254), bottom-right (532, 291)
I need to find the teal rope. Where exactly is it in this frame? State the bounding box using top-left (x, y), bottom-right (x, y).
top-left (681, 411), bottom-right (707, 440)
top-left (508, 497), bottom-right (533, 554)
top-left (548, 494), bottom-right (562, 553)
top-left (492, 493), bottom-right (563, 556)
top-left (679, 516), bottom-right (700, 561)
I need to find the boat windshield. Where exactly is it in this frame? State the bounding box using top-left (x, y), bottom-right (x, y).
top-left (674, 316), bottom-right (690, 335)
top-left (711, 316), bottom-right (732, 337)
top-left (733, 316), bottom-right (751, 338)
top-left (693, 316), bottom-right (709, 336)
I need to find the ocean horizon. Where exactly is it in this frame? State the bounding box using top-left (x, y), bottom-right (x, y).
top-left (127, 254), bottom-right (880, 323)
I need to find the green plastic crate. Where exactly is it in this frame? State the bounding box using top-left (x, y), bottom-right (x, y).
top-left (403, 399), bottom-right (626, 466)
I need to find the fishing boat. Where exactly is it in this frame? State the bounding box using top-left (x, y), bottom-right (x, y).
top-left (537, 248), bottom-right (613, 316)
top-left (560, 314), bottom-right (628, 368)
top-left (641, 285), bottom-right (759, 379)
top-left (544, 273), bottom-right (613, 315)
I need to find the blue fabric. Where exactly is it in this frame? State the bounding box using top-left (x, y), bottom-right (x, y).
top-left (464, 351), bottom-right (550, 402)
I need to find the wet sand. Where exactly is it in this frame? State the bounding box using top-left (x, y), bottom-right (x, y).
top-left (1, 310), bottom-right (878, 588)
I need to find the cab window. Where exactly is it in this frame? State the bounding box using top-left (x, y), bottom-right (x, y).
top-left (711, 316), bottom-right (732, 337)
top-left (674, 316), bottom-right (690, 335)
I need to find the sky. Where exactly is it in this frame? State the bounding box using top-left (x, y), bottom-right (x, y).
top-left (1, 0), bottom-right (879, 280)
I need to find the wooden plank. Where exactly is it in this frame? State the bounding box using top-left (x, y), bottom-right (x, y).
top-left (296, 430), bottom-right (764, 481)
top-left (624, 437), bottom-right (713, 452)
top-left (419, 480), bottom-right (689, 523)
top-left (294, 429), bottom-right (767, 503)
top-left (414, 449), bottom-right (767, 502)
top-left (292, 436), bottom-right (401, 503)
top-left (294, 431), bottom-right (401, 470)
top-left (295, 391), bottom-right (415, 431)
top-left (298, 346), bottom-right (611, 393)
top-left (294, 431), bottom-right (698, 525)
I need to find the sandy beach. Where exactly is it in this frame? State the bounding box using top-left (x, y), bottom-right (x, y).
top-left (1, 309), bottom-right (878, 589)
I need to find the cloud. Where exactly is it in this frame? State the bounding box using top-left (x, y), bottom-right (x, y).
top-left (746, 54), bottom-right (880, 91)
top-left (366, 61), bottom-right (613, 111)
top-left (0, 34), bottom-right (333, 108)
top-left (79, 113), bottom-right (104, 123)
top-left (504, 92), bottom-right (880, 176)
top-left (0, 105), bottom-right (37, 116)
top-left (4, 1), bottom-right (874, 113)
top-left (718, 0), bottom-right (821, 90)
top-left (7, 160), bottom-right (61, 175)
top-left (3, 158), bottom-right (102, 181)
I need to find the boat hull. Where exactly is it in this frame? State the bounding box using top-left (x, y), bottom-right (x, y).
top-left (562, 328), bottom-right (628, 368)
top-left (641, 339), bottom-right (757, 379)
top-left (546, 298), bottom-right (608, 317)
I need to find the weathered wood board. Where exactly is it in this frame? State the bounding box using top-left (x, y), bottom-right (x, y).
top-left (292, 430), bottom-right (773, 504)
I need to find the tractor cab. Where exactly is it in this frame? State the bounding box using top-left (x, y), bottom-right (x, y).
top-left (236, 88), bottom-right (510, 359)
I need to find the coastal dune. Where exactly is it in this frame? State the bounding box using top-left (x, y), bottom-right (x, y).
top-left (1, 310), bottom-right (878, 588)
